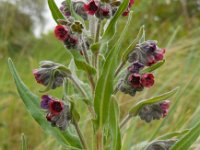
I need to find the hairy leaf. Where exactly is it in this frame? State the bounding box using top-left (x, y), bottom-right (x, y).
top-left (8, 58), bottom-right (82, 150)
top-left (109, 96), bottom-right (121, 150)
top-left (48, 0), bottom-right (64, 24)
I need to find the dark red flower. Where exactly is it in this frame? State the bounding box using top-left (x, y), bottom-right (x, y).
top-left (33, 69), bottom-right (43, 84)
top-left (141, 73), bottom-right (154, 88)
top-left (128, 73), bottom-right (143, 89)
top-left (147, 55), bottom-right (156, 66)
top-left (64, 35), bottom-right (78, 49)
top-left (96, 7), bottom-right (110, 19)
top-left (54, 25), bottom-right (69, 41)
top-left (46, 113), bottom-right (55, 122)
top-left (122, 0), bottom-right (135, 16)
top-left (160, 100), bottom-right (170, 117)
top-left (49, 100), bottom-right (64, 115)
top-left (84, 0), bottom-right (99, 15)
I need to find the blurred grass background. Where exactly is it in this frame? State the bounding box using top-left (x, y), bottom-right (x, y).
top-left (0, 0), bottom-right (200, 149)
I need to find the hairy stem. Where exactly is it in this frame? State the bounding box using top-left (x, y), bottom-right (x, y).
top-left (93, 20), bottom-right (101, 69)
top-left (73, 119), bottom-right (88, 150)
top-left (82, 36), bottom-right (96, 91)
top-left (120, 114), bottom-right (132, 129)
top-left (69, 76), bottom-right (96, 118)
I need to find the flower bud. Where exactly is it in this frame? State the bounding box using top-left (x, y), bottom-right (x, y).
top-left (33, 61), bottom-right (66, 89)
top-left (146, 139), bottom-right (177, 150)
top-left (128, 61), bottom-right (144, 73)
top-left (73, 1), bottom-right (88, 20)
top-left (60, 1), bottom-right (71, 17)
top-left (128, 40), bottom-right (165, 66)
top-left (84, 0), bottom-right (99, 15)
top-left (141, 73), bottom-right (154, 88)
top-left (138, 100), bottom-right (170, 123)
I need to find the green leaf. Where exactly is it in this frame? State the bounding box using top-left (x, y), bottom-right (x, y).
top-left (21, 133), bottom-right (27, 150)
top-left (140, 60), bottom-right (165, 74)
top-left (129, 87), bottom-right (179, 116)
top-left (94, 11), bottom-right (133, 128)
top-left (8, 58), bottom-right (82, 150)
top-left (48, 0), bottom-right (64, 24)
top-left (108, 96), bottom-right (121, 150)
top-left (101, 0), bottom-right (129, 43)
top-left (170, 121), bottom-right (200, 150)
top-left (70, 101), bottom-right (80, 122)
top-left (122, 25), bottom-right (145, 62)
top-left (70, 51), bottom-right (96, 75)
top-left (156, 129), bottom-right (190, 140)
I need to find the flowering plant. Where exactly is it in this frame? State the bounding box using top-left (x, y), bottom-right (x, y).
top-left (8, 0), bottom-right (200, 150)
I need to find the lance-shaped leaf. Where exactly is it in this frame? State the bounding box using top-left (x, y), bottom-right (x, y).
top-left (70, 51), bottom-right (96, 75)
top-left (129, 87), bottom-right (179, 116)
top-left (94, 11), bottom-right (133, 128)
top-left (140, 60), bottom-right (165, 74)
top-left (8, 58), bottom-right (82, 150)
top-left (170, 121), bottom-right (200, 150)
top-left (48, 0), bottom-right (64, 24)
top-left (108, 96), bottom-right (121, 150)
top-left (101, 0), bottom-right (129, 43)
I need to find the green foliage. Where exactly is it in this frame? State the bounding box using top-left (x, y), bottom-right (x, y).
top-left (48, 0), bottom-right (64, 24)
top-left (8, 58), bottom-right (82, 149)
top-left (21, 133), bottom-right (27, 150)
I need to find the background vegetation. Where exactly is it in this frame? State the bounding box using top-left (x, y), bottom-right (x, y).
top-left (0, 0), bottom-right (200, 149)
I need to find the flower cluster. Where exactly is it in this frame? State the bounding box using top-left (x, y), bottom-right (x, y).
top-left (33, 61), bottom-right (66, 89)
top-left (138, 100), bottom-right (170, 123)
top-left (119, 61), bottom-right (155, 96)
top-left (128, 40), bottom-right (166, 66)
top-left (41, 95), bottom-right (71, 131)
top-left (54, 24), bottom-right (80, 50)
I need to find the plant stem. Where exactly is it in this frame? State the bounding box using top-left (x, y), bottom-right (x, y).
top-left (69, 75), bottom-right (87, 98)
top-left (120, 114), bottom-right (132, 129)
top-left (115, 61), bottom-right (126, 78)
top-left (73, 119), bottom-right (88, 150)
top-left (94, 20), bottom-right (101, 69)
top-left (82, 36), bottom-right (96, 91)
top-left (69, 76), bottom-right (96, 118)
top-left (96, 129), bottom-right (103, 150)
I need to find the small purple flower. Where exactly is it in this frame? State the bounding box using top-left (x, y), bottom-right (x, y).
top-left (128, 40), bottom-right (166, 66)
top-left (128, 61), bottom-right (144, 73)
top-left (41, 95), bottom-right (52, 109)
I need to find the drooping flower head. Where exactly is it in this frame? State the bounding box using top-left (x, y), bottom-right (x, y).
top-left (138, 100), bottom-right (171, 123)
top-left (54, 25), bottom-right (69, 41)
top-left (84, 0), bottom-right (99, 15)
top-left (128, 40), bottom-right (166, 66)
top-left (33, 61), bottom-right (65, 89)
